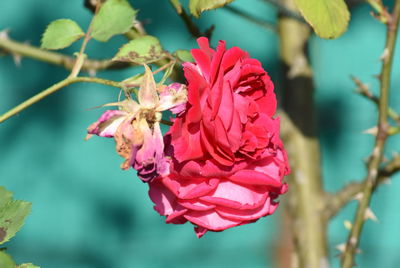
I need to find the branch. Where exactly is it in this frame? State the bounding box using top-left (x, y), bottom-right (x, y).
top-left (324, 154), bottom-right (400, 220)
top-left (278, 0), bottom-right (328, 267)
top-left (341, 1), bottom-right (400, 266)
top-left (262, 0), bottom-right (305, 22)
top-left (0, 77), bottom-right (121, 124)
top-left (0, 31), bottom-right (133, 72)
top-left (223, 5), bottom-right (276, 32)
top-left (168, 2), bottom-right (213, 39)
top-left (352, 76), bottom-right (400, 124)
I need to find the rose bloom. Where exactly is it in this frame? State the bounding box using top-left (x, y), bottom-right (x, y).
top-left (149, 37), bottom-right (290, 237)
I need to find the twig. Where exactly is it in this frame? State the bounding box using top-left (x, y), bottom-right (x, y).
top-left (341, 1), bottom-right (400, 267)
top-left (0, 77), bottom-right (122, 124)
top-left (324, 154), bottom-right (400, 220)
top-left (262, 0), bottom-right (305, 22)
top-left (69, 1), bottom-right (100, 78)
top-left (0, 32), bottom-right (134, 72)
top-left (352, 76), bottom-right (400, 124)
top-left (223, 5), bottom-right (276, 32)
top-left (168, 2), bottom-right (213, 39)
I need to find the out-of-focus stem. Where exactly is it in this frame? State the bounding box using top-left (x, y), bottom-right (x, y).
top-left (278, 0), bottom-right (328, 267)
top-left (341, 1), bottom-right (400, 266)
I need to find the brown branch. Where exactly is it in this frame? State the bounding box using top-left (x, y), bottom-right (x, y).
top-left (278, 0), bottom-right (328, 267)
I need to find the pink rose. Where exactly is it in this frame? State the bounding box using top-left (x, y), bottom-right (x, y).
top-left (149, 37), bottom-right (290, 237)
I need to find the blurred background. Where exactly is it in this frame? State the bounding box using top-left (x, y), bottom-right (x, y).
top-left (0, 0), bottom-right (399, 267)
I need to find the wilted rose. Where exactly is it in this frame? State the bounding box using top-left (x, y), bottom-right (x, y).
top-left (149, 37), bottom-right (290, 237)
top-left (86, 65), bottom-right (187, 182)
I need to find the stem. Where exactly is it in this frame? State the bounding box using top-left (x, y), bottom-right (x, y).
top-left (324, 154), bottom-right (400, 220)
top-left (263, 0), bottom-right (305, 22)
top-left (341, 1), bottom-right (400, 267)
top-left (223, 5), bottom-right (276, 32)
top-left (0, 77), bottom-right (121, 124)
top-left (69, 2), bottom-right (100, 78)
top-left (352, 76), bottom-right (400, 124)
top-left (278, 0), bottom-right (327, 267)
top-left (0, 33), bottom-right (135, 72)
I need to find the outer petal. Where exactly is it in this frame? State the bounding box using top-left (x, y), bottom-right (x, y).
top-left (184, 210), bottom-right (241, 231)
top-left (86, 110), bottom-right (127, 138)
top-left (199, 180), bottom-right (268, 210)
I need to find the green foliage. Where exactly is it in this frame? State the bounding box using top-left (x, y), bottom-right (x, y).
top-left (295, 0), bottom-right (350, 39)
top-left (189, 0), bottom-right (235, 18)
top-left (175, 49), bottom-right (194, 62)
top-left (0, 251), bottom-right (16, 268)
top-left (41, 19), bottom-right (84, 50)
top-left (0, 186), bottom-right (32, 245)
top-left (91, 0), bottom-right (137, 42)
top-left (113, 36), bottom-right (166, 64)
top-left (169, 0), bottom-right (182, 14)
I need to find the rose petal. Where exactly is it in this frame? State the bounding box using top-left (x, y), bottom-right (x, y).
top-left (184, 210), bottom-right (241, 231)
top-left (229, 169), bottom-right (282, 187)
top-left (87, 110), bottom-right (127, 138)
top-left (200, 180), bottom-right (268, 210)
top-left (216, 196), bottom-right (274, 221)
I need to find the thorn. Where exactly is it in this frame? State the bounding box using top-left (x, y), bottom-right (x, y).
top-left (382, 156), bottom-right (389, 163)
top-left (89, 69), bottom-right (97, 77)
top-left (12, 53), bottom-right (22, 66)
top-left (365, 207), bottom-right (378, 222)
top-left (336, 243), bottom-right (346, 253)
top-left (354, 192), bottom-right (364, 201)
top-left (380, 48), bottom-right (389, 62)
top-left (382, 177), bottom-right (392, 185)
top-left (0, 28), bottom-right (10, 40)
top-left (344, 220), bottom-right (353, 230)
top-left (363, 126), bottom-right (378, 136)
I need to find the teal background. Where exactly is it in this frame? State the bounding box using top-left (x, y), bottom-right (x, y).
top-left (1, 0), bottom-right (399, 267)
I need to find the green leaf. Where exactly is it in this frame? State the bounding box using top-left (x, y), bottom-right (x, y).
top-left (41, 19), bottom-right (84, 50)
top-left (113, 36), bottom-right (166, 64)
top-left (294, 0), bottom-right (350, 39)
top-left (0, 251), bottom-right (17, 268)
top-left (189, 0), bottom-right (234, 18)
top-left (18, 263), bottom-right (40, 268)
top-left (0, 187), bottom-right (32, 245)
top-left (175, 50), bottom-right (194, 62)
top-left (91, 0), bottom-right (137, 42)
top-left (169, 0), bottom-right (182, 14)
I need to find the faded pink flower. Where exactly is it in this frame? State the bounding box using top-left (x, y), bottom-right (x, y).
top-left (149, 37), bottom-right (290, 237)
top-left (86, 65), bottom-right (187, 182)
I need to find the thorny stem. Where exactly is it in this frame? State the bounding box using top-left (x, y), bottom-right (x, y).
top-left (324, 154), bottom-right (400, 220)
top-left (341, 1), bottom-right (400, 267)
top-left (352, 76), bottom-right (400, 124)
top-left (0, 77), bottom-right (122, 124)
